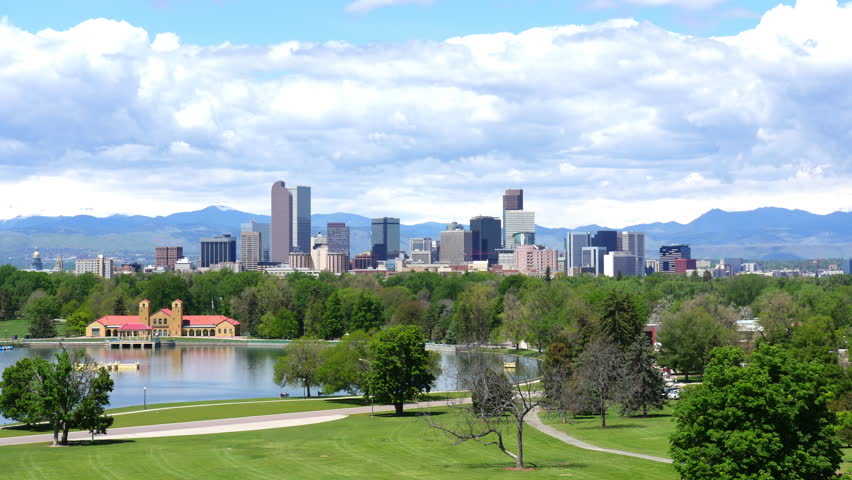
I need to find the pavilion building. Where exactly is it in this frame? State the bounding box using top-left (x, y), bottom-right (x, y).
top-left (86, 299), bottom-right (240, 338)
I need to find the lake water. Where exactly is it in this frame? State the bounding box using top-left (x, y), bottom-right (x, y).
top-left (0, 345), bottom-right (539, 425)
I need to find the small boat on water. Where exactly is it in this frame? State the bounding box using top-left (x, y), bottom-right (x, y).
top-left (503, 362), bottom-right (517, 369)
top-left (0, 346), bottom-right (12, 352)
top-left (75, 361), bottom-right (140, 371)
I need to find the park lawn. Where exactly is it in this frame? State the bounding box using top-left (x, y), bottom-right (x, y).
top-left (541, 405), bottom-right (676, 459)
top-left (0, 392), bottom-right (470, 438)
top-left (843, 448), bottom-right (851, 473)
top-left (0, 408), bottom-right (678, 480)
top-left (0, 318), bottom-right (68, 339)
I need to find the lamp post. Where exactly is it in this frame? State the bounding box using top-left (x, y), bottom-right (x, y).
top-left (358, 358), bottom-right (373, 417)
top-left (144, 387), bottom-right (147, 410)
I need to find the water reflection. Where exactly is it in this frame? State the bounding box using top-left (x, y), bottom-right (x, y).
top-left (0, 345), bottom-right (538, 425)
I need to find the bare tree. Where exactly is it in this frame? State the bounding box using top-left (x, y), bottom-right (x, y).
top-left (426, 353), bottom-right (539, 469)
top-left (542, 342), bottom-right (574, 423)
top-left (572, 338), bottom-right (624, 428)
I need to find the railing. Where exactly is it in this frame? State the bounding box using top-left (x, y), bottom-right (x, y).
top-left (106, 337), bottom-right (161, 343)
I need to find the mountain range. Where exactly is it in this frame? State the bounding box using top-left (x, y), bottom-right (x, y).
top-left (2, 206), bottom-right (852, 268)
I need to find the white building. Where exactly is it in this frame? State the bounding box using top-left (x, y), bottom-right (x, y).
top-left (75, 255), bottom-right (114, 279)
top-left (603, 252), bottom-right (642, 277)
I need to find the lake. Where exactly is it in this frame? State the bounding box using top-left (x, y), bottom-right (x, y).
top-left (0, 344), bottom-right (539, 425)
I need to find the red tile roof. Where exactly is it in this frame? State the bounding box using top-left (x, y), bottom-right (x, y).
top-left (159, 309), bottom-right (173, 316)
top-left (183, 316), bottom-right (240, 326)
top-left (119, 324), bottom-right (152, 331)
top-left (96, 316), bottom-right (139, 327)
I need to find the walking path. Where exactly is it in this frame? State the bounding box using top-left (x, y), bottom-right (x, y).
top-left (0, 399), bottom-right (462, 447)
top-left (524, 408), bottom-right (673, 464)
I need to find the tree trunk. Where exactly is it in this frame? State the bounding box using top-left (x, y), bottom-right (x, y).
top-left (600, 407), bottom-right (607, 428)
top-left (515, 421), bottom-right (524, 469)
top-left (394, 402), bottom-right (404, 415)
top-left (642, 404), bottom-right (648, 417)
top-left (306, 386), bottom-right (311, 398)
top-left (52, 427), bottom-right (60, 446)
top-left (61, 422), bottom-right (70, 445)
top-left (684, 371), bottom-right (689, 382)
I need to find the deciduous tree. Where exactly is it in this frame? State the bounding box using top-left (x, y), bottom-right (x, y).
top-left (572, 338), bottom-right (624, 428)
top-left (365, 325), bottom-right (435, 415)
top-left (273, 340), bottom-right (325, 397)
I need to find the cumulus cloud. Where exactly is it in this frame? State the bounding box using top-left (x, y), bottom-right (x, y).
top-left (345, 0), bottom-right (434, 14)
top-left (1, 0), bottom-right (852, 227)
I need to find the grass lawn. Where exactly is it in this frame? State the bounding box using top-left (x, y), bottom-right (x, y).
top-left (0, 318), bottom-right (69, 340)
top-left (541, 406), bottom-right (676, 459)
top-left (0, 408), bottom-right (678, 480)
top-left (844, 448), bottom-right (851, 473)
top-left (0, 392), bottom-right (469, 438)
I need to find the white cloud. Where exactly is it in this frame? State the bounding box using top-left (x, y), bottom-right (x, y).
top-left (345, 0), bottom-right (434, 14)
top-left (2, 0), bottom-right (852, 228)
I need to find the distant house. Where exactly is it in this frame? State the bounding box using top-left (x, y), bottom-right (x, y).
top-left (86, 299), bottom-right (240, 338)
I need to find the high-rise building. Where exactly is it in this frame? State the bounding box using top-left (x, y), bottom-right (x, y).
top-left (470, 216), bottom-right (501, 265)
top-left (327, 223), bottom-right (350, 256)
top-left (592, 230), bottom-right (618, 253)
top-left (604, 252), bottom-right (642, 277)
top-left (240, 232), bottom-right (261, 272)
top-left (75, 255), bottom-right (114, 279)
top-left (620, 232), bottom-right (645, 258)
top-left (287, 186), bottom-right (311, 253)
top-left (439, 225), bottom-right (472, 264)
top-left (409, 237), bottom-right (434, 264)
top-left (721, 257), bottom-right (743, 274)
top-left (371, 217), bottom-right (400, 261)
top-left (502, 189), bottom-right (524, 248)
top-left (155, 246), bottom-right (183, 271)
top-left (674, 258), bottom-right (697, 274)
top-left (659, 244), bottom-right (691, 273)
top-left (201, 234), bottom-right (237, 268)
top-left (514, 245), bottom-right (558, 276)
top-left (503, 210), bottom-right (535, 250)
top-left (582, 246), bottom-right (607, 275)
top-left (566, 232), bottom-right (592, 274)
top-left (241, 221), bottom-right (270, 262)
top-left (271, 181), bottom-right (292, 264)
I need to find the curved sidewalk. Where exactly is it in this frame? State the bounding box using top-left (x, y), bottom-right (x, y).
top-left (524, 408), bottom-right (673, 464)
top-left (0, 399), bottom-right (457, 447)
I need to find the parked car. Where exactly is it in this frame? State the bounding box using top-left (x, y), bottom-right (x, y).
top-left (665, 387), bottom-right (680, 400)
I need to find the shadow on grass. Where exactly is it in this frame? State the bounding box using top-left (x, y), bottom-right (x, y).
top-left (374, 411), bottom-right (449, 418)
top-left (1, 423), bottom-right (54, 434)
top-left (66, 439), bottom-right (136, 447)
top-left (321, 398), bottom-right (369, 407)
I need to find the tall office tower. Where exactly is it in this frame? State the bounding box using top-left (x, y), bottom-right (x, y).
top-left (581, 246), bottom-right (607, 275)
top-left (502, 189), bottom-right (524, 248)
top-left (659, 244), bottom-right (691, 273)
top-left (271, 181), bottom-right (292, 264)
top-left (310, 233), bottom-right (329, 272)
top-left (503, 210), bottom-right (535, 250)
top-left (470, 216), bottom-right (501, 264)
top-left (240, 232), bottom-right (261, 272)
top-left (241, 221), bottom-right (271, 262)
top-left (566, 232), bottom-right (592, 274)
top-left (155, 246), bottom-right (184, 271)
top-left (721, 257), bottom-right (743, 274)
top-left (592, 230), bottom-right (618, 253)
top-left (287, 186), bottom-right (311, 253)
top-left (327, 223), bottom-right (350, 256)
top-left (619, 231), bottom-right (645, 276)
top-left (201, 234), bottom-right (237, 268)
top-left (371, 217), bottom-right (400, 261)
top-left (409, 237), bottom-right (434, 263)
top-left (439, 225), bottom-right (473, 264)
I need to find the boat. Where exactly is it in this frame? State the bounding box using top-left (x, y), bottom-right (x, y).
top-left (75, 361), bottom-right (140, 371)
top-left (503, 362), bottom-right (517, 369)
top-left (0, 345), bottom-right (12, 352)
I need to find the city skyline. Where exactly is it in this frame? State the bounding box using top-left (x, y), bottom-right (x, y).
top-left (2, 0), bottom-right (852, 228)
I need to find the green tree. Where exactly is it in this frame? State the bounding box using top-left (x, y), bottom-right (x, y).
top-left (26, 295), bottom-right (60, 338)
top-left (257, 312), bottom-right (285, 339)
top-left (618, 336), bottom-right (666, 417)
top-left (597, 290), bottom-right (643, 349)
top-left (365, 325), bottom-right (436, 415)
top-left (317, 331), bottom-right (372, 395)
top-left (0, 348), bottom-right (114, 445)
top-left (321, 292), bottom-right (346, 339)
top-left (499, 293), bottom-right (527, 350)
top-left (450, 283), bottom-right (498, 344)
top-left (671, 345), bottom-right (842, 480)
top-left (112, 295), bottom-right (128, 315)
top-left (350, 291), bottom-right (384, 332)
top-left (657, 305), bottom-right (732, 381)
top-left (65, 310), bottom-right (94, 337)
top-left (273, 340), bottom-right (325, 397)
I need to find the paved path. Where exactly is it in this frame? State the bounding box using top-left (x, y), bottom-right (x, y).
top-left (0, 399), bottom-right (463, 447)
top-left (524, 408), bottom-right (673, 464)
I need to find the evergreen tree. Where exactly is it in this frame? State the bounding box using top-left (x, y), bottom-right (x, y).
top-left (618, 336), bottom-right (666, 417)
top-left (321, 292), bottom-right (346, 339)
top-left (597, 290), bottom-right (643, 349)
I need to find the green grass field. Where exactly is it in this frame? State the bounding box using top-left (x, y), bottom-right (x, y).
top-left (0, 318), bottom-right (34, 339)
top-left (0, 408), bottom-right (678, 480)
top-left (0, 392), bottom-right (467, 438)
top-left (541, 406), bottom-right (676, 459)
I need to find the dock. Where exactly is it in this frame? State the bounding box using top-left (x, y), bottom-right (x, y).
top-left (106, 337), bottom-right (161, 349)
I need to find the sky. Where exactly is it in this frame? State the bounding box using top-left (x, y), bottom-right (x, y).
top-left (1, 0), bottom-right (852, 228)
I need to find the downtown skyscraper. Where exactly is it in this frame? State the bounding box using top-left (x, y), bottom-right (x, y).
top-left (287, 186), bottom-right (311, 253)
top-left (371, 217), bottom-right (400, 261)
top-left (502, 189), bottom-right (523, 248)
top-left (270, 181), bottom-right (292, 264)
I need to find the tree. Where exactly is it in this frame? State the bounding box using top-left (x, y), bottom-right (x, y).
top-left (273, 340), bottom-right (325, 397)
top-left (65, 310), bottom-right (94, 337)
top-left (597, 290), bottom-right (643, 349)
top-left (257, 312), bottom-right (285, 339)
top-left (350, 291), bottom-right (384, 332)
top-left (230, 287), bottom-right (260, 336)
top-left (317, 331), bottom-right (372, 395)
top-left (451, 283), bottom-right (498, 344)
top-left (572, 338), bottom-right (624, 428)
top-left (618, 336), bottom-right (666, 417)
top-left (427, 353), bottom-right (539, 469)
top-left (671, 345), bottom-right (842, 480)
top-left (657, 305), bottom-right (732, 381)
top-left (542, 342), bottom-right (574, 423)
top-left (365, 325), bottom-right (435, 415)
top-left (26, 295), bottom-right (60, 338)
top-left (112, 295), bottom-right (128, 315)
top-left (0, 348), bottom-right (114, 445)
top-left (499, 293), bottom-right (527, 350)
top-left (321, 292), bottom-right (346, 340)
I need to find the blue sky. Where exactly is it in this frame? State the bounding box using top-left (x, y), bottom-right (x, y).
top-left (1, 0), bottom-right (851, 228)
top-left (3, 0), bottom-right (788, 44)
